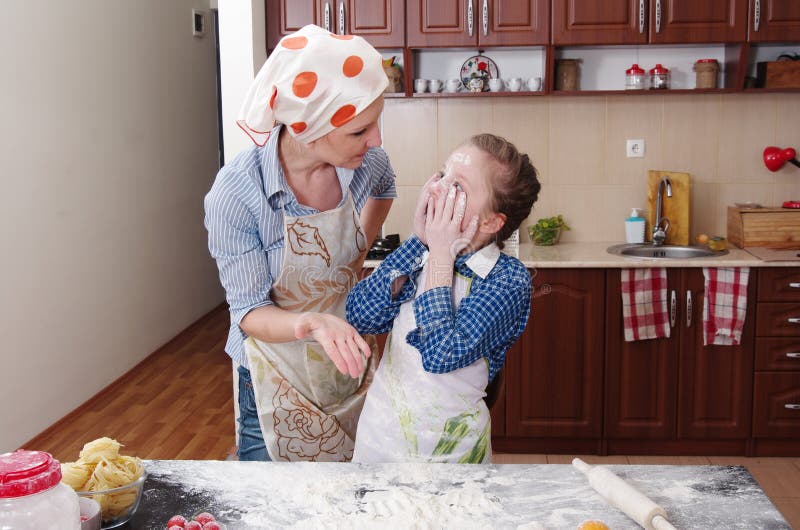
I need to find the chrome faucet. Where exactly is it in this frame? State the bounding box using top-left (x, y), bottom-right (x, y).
top-left (652, 177), bottom-right (672, 246)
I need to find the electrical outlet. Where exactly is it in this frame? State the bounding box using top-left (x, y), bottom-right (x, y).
top-left (626, 139), bottom-right (645, 158)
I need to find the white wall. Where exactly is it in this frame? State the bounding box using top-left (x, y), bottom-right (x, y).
top-left (0, 0), bottom-right (224, 451)
top-left (218, 1), bottom-right (267, 162)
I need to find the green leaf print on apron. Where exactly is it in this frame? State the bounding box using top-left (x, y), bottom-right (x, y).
top-left (244, 194), bottom-right (379, 461)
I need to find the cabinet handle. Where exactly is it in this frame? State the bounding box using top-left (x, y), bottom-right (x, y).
top-left (338, 1), bottom-right (345, 35)
top-left (467, 0), bottom-right (474, 37)
top-left (786, 404), bottom-right (800, 410)
top-left (655, 0), bottom-right (662, 33)
top-left (482, 0), bottom-right (488, 37)
top-left (786, 353), bottom-right (800, 359)
top-left (323, 2), bottom-right (332, 32)
top-left (753, 0), bottom-right (761, 32)
top-left (685, 290), bottom-right (692, 328)
top-left (788, 318), bottom-right (800, 324)
top-left (670, 290), bottom-right (676, 328)
top-left (789, 282), bottom-right (800, 288)
top-left (639, 0), bottom-right (645, 33)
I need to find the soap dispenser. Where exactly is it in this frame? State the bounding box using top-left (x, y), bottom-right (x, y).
top-left (625, 208), bottom-right (646, 243)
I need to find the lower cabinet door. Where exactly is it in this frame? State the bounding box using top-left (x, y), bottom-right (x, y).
top-left (506, 269), bottom-right (604, 438)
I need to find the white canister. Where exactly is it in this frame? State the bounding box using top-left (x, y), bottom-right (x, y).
top-left (0, 450), bottom-right (80, 530)
top-left (625, 208), bottom-right (646, 243)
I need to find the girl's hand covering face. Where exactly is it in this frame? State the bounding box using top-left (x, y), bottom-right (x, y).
top-left (413, 171), bottom-right (455, 244)
top-left (424, 182), bottom-right (479, 259)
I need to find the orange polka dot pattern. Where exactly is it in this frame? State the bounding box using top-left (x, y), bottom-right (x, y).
top-left (330, 105), bottom-right (356, 127)
top-left (236, 24), bottom-right (389, 146)
top-left (342, 56), bottom-right (364, 78)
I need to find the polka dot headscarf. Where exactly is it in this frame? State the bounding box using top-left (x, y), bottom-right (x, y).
top-left (237, 24), bottom-right (389, 146)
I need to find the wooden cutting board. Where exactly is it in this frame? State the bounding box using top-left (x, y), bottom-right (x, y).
top-left (646, 170), bottom-right (690, 245)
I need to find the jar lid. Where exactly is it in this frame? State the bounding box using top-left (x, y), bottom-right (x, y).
top-left (696, 58), bottom-right (718, 63)
top-left (649, 63), bottom-right (669, 74)
top-left (626, 63), bottom-right (645, 74)
top-left (0, 450), bottom-right (63, 498)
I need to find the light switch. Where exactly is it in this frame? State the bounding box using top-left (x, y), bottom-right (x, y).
top-left (192, 9), bottom-right (206, 38)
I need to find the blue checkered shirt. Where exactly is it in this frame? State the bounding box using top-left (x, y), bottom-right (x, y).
top-left (204, 125), bottom-right (396, 368)
top-left (346, 236), bottom-right (531, 381)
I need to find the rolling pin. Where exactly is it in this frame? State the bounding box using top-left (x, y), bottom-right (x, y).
top-left (572, 458), bottom-right (677, 530)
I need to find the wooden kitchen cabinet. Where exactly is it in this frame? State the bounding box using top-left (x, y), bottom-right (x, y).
top-left (266, 0), bottom-right (404, 50)
top-left (747, 0), bottom-right (800, 42)
top-left (496, 269), bottom-right (605, 453)
top-left (605, 268), bottom-right (756, 454)
top-left (752, 267), bottom-right (800, 454)
top-left (407, 0), bottom-right (549, 47)
top-left (552, 0), bottom-right (747, 45)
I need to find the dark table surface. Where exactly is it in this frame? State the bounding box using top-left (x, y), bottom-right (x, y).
top-left (126, 460), bottom-right (790, 530)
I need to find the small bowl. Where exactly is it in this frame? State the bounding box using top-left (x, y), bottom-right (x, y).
top-left (76, 472), bottom-right (146, 529)
top-left (79, 497), bottom-right (102, 530)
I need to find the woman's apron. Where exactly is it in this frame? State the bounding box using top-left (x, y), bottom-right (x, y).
top-left (353, 266), bottom-right (492, 463)
top-left (244, 193), bottom-right (378, 462)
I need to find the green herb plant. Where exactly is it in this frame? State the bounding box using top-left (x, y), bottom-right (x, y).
top-left (528, 215), bottom-right (571, 246)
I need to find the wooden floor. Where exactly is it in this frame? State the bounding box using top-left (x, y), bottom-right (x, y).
top-left (24, 304), bottom-right (800, 528)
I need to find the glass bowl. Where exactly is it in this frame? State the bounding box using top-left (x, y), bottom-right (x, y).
top-left (528, 226), bottom-right (562, 246)
top-left (76, 472), bottom-right (146, 529)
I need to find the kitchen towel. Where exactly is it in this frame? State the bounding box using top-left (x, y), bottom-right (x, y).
top-left (702, 267), bottom-right (749, 346)
top-left (621, 268), bottom-right (671, 341)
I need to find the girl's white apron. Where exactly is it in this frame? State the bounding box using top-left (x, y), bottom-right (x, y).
top-left (353, 265), bottom-right (492, 463)
top-left (244, 194), bottom-right (378, 461)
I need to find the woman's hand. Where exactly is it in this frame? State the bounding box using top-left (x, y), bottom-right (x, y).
top-left (425, 183), bottom-right (479, 261)
top-left (294, 312), bottom-right (371, 378)
top-left (412, 172), bottom-right (454, 245)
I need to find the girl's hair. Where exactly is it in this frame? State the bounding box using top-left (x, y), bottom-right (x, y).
top-left (464, 134), bottom-right (541, 249)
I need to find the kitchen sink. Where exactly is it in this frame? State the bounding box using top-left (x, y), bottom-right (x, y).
top-left (607, 243), bottom-right (728, 259)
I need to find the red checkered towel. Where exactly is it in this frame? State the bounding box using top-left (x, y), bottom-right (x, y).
top-left (703, 267), bottom-right (750, 346)
top-left (621, 268), bottom-right (671, 341)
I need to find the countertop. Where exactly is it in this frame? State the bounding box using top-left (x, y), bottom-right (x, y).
top-left (364, 242), bottom-right (800, 269)
top-left (128, 460), bottom-right (789, 529)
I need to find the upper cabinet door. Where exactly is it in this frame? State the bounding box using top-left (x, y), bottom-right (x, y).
top-left (480, 0), bottom-right (550, 46)
top-left (267, 0), bottom-right (324, 51)
top-left (408, 0), bottom-right (475, 47)
top-left (552, 0), bottom-right (647, 45)
top-left (650, 0), bottom-right (747, 43)
top-left (748, 0), bottom-right (800, 41)
top-left (343, 0), bottom-right (406, 47)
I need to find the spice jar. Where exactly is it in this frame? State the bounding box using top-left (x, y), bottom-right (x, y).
top-left (625, 63), bottom-right (646, 90)
top-left (0, 451), bottom-right (80, 529)
top-left (693, 59), bottom-right (719, 89)
top-left (648, 63), bottom-right (670, 90)
top-left (555, 59), bottom-right (580, 91)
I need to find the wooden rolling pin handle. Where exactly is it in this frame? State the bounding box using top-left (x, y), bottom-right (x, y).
top-left (652, 514), bottom-right (677, 530)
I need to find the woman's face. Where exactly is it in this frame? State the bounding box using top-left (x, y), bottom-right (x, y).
top-left (309, 97), bottom-right (384, 169)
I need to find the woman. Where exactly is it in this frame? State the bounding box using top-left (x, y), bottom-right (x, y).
top-left (204, 24), bottom-right (395, 461)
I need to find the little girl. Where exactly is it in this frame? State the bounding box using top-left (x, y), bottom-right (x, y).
top-left (346, 133), bottom-right (541, 463)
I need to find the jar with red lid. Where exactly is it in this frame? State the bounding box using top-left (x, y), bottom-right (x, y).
top-left (625, 63), bottom-right (645, 90)
top-left (694, 58), bottom-right (719, 89)
top-left (0, 450), bottom-right (80, 529)
top-left (649, 63), bottom-right (670, 90)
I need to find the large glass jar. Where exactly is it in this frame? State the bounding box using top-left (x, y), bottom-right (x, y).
top-left (625, 63), bottom-right (645, 90)
top-left (0, 450), bottom-right (80, 530)
top-left (648, 64), bottom-right (670, 90)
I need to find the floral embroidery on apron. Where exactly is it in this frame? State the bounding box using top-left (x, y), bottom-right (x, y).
top-left (244, 192), bottom-right (379, 461)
